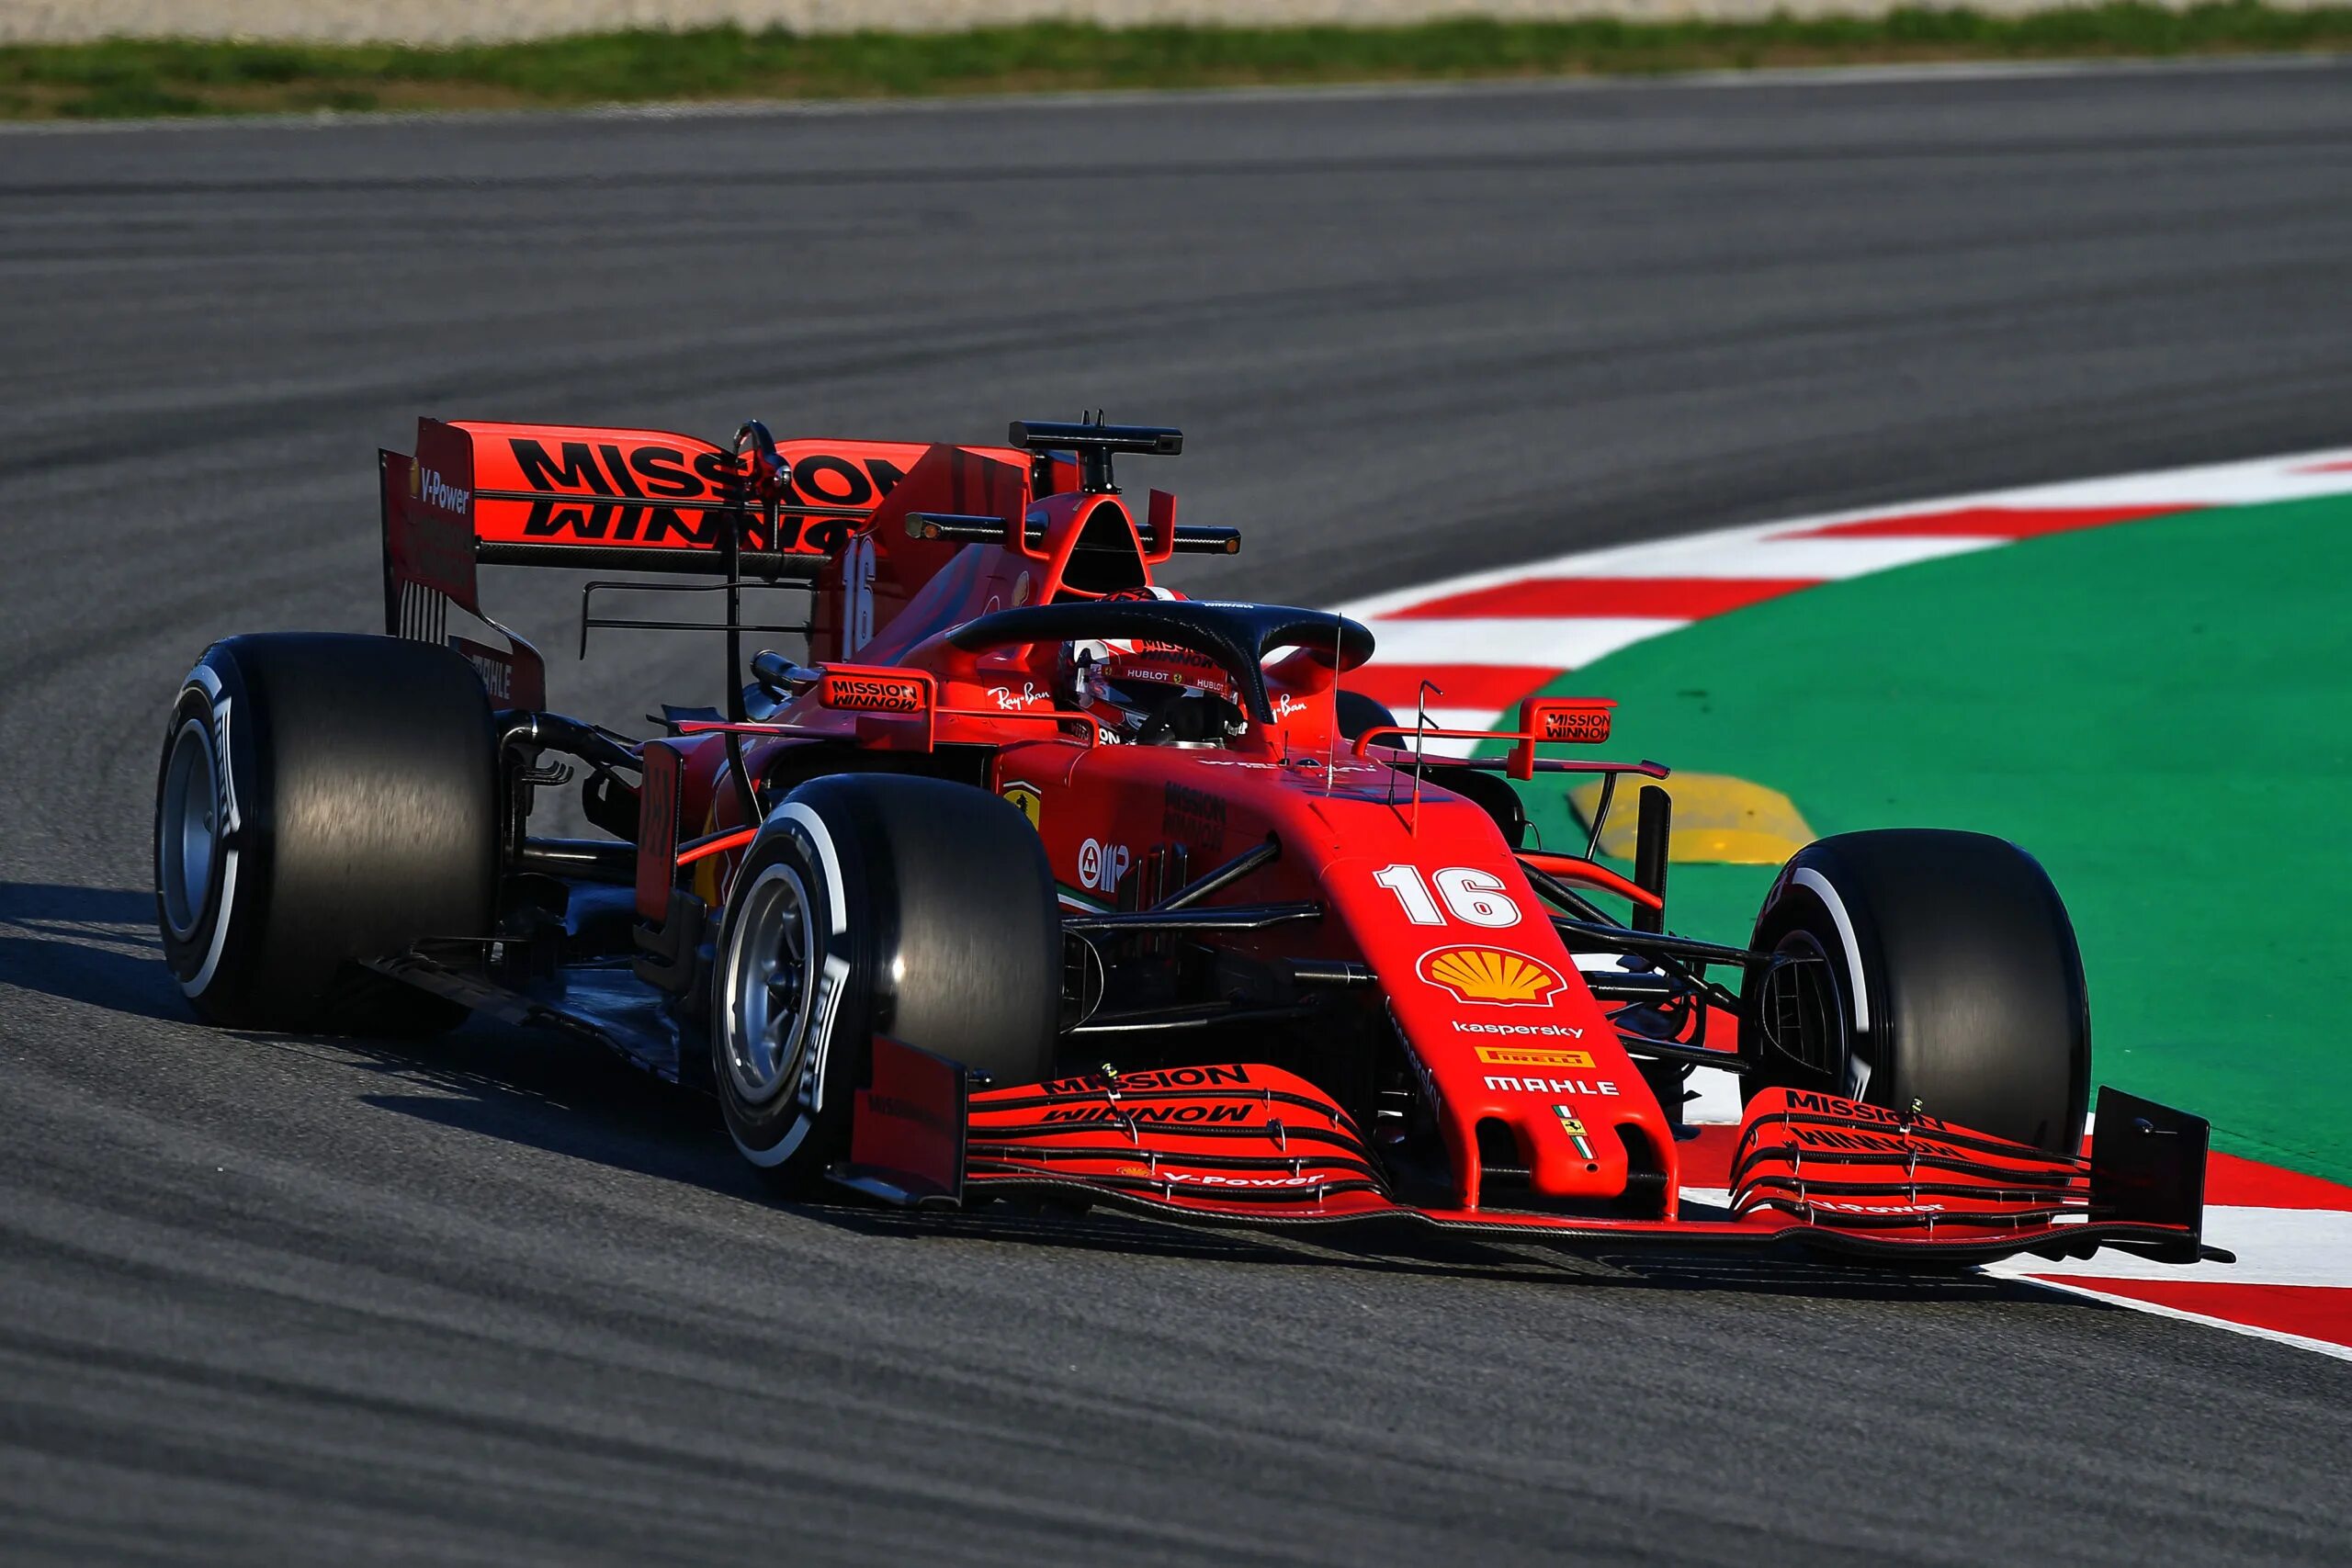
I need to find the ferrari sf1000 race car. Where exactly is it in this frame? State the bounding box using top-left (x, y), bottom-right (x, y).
top-left (153, 413), bottom-right (2224, 1268)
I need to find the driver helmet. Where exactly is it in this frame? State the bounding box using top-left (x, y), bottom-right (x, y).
top-left (1055, 589), bottom-right (1240, 733)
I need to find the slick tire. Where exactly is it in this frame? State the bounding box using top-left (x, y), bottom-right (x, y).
top-left (1738, 829), bottom-right (2090, 1155)
top-left (711, 773), bottom-right (1062, 1195)
top-left (155, 634), bottom-right (498, 1033)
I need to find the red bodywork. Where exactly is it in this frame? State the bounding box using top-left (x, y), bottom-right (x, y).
top-left (381, 417), bottom-right (2214, 1268)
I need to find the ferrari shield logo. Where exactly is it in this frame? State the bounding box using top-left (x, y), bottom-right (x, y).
top-left (1001, 782), bottom-right (1043, 830)
top-left (1553, 1105), bottom-right (1595, 1159)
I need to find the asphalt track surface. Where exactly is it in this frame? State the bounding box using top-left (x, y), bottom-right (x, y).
top-left (4, 61), bottom-right (2351, 1565)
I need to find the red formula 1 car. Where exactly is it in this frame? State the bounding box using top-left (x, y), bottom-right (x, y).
top-left (153, 414), bottom-right (2223, 1268)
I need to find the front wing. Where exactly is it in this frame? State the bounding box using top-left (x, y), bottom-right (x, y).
top-left (847, 1043), bottom-right (2224, 1268)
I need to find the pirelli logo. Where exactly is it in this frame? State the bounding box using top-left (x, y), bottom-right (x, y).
top-left (1474, 1046), bottom-right (1594, 1068)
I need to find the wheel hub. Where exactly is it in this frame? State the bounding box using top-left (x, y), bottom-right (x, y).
top-left (726, 863), bottom-right (818, 1105)
top-left (159, 716), bottom-right (219, 941)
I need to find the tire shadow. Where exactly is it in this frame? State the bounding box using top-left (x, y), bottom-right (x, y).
top-left (341, 1021), bottom-right (752, 1196)
top-left (0, 881), bottom-right (185, 1022)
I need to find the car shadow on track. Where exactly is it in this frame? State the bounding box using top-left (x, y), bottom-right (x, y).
top-left (0, 883), bottom-right (2123, 1313)
top-left (340, 1043), bottom-right (2127, 1309)
top-left (0, 881), bottom-right (186, 1022)
top-left (804, 1191), bottom-right (2113, 1308)
top-left (0, 880), bottom-right (748, 1194)
top-left (333, 1030), bottom-right (2118, 1309)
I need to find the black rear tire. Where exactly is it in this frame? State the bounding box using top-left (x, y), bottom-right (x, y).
top-left (154, 634), bottom-right (498, 1032)
top-left (710, 773), bottom-right (1062, 1193)
top-left (1738, 829), bottom-right (2089, 1155)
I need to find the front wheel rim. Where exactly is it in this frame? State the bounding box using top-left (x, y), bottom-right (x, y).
top-left (1757, 929), bottom-right (1855, 1093)
top-left (725, 863), bottom-right (819, 1105)
top-left (159, 716), bottom-right (220, 941)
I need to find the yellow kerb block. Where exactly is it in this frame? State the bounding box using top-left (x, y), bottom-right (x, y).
top-left (1566, 773), bottom-right (1813, 865)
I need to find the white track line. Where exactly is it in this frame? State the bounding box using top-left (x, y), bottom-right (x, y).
top-left (1336, 446), bottom-right (2352, 626)
top-left (1996, 1274), bottom-right (2352, 1365)
top-left (1360, 616), bottom-right (1687, 671)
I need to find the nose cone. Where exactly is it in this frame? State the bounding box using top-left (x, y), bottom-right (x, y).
top-left (1470, 1073), bottom-right (1645, 1208)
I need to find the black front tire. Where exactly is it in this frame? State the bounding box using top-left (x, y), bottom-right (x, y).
top-left (1738, 829), bottom-right (2090, 1155)
top-left (154, 634), bottom-right (498, 1032)
top-left (710, 773), bottom-right (1062, 1193)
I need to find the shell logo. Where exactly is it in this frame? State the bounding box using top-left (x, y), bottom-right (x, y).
top-left (1419, 946), bottom-right (1565, 1007)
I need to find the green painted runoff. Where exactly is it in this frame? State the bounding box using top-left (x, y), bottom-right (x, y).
top-left (1503, 494), bottom-right (2352, 1184)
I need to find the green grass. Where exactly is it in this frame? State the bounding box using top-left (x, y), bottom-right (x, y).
top-left (4, 5), bottom-right (2348, 118)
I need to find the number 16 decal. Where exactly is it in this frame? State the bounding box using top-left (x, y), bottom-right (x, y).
top-left (1373, 864), bottom-right (1521, 928)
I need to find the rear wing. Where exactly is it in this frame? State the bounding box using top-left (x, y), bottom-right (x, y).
top-left (381, 416), bottom-right (1042, 704)
top-left (390, 418), bottom-right (959, 576)
top-left (379, 414), bottom-right (1211, 705)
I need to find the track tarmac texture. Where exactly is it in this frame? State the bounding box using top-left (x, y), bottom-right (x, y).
top-left (2, 61), bottom-right (2350, 1565)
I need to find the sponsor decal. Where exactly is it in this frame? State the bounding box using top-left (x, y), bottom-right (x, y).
top-left (448, 637), bottom-right (513, 702)
top-left (1013, 571), bottom-right (1034, 607)
top-left (1128, 638), bottom-right (1221, 674)
top-left (519, 500), bottom-right (731, 547)
top-left (209, 694), bottom-right (241, 836)
top-left (1455, 1024), bottom-right (1585, 1041)
top-left (1078, 838), bottom-right (1132, 893)
top-left (988, 682), bottom-right (1048, 711)
top-left (1785, 1089), bottom-right (1948, 1133)
top-left (1161, 783), bottom-right (1228, 850)
top-left (793, 452), bottom-right (899, 507)
top-left (799, 957), bottom-right (848, 1113)
top-left (1041, 1065), bottom-right (1250, 1095)
top-left (493, 437), bottom-right (906, 556)
top-left (1272, 693), bottom-right (1309, 720)
top-left (1001, 783), bottom-right (1043, 830)
top-left (1472, 1044), bottom-right (1591, 1066)
top-left (1040, 1103), bottom-right (1253, 1125)
top-left (1164, 1171), bottom-right (1325, 1189)
top-left (509, 436), bottom-right (729, 500)
top-left (1536, 704), bottom-right (1611, 744)
top-left (1804, 1198), bottom-right (1948, 1215)
top-left (819, 671), bottom-right (926, 714)
top-left (1419, 945), bottom-right (1564, 1007)
top-left (419, 467), bottom-right (470, 516)
top-left (1787, 1126), bottom-right (1959, 1156)
top-left (1487, 1076), bottom-right (1619, 1096)
top-left (1554, 1105), bottom-right (1596, 1160)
